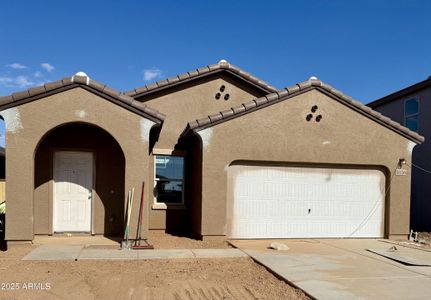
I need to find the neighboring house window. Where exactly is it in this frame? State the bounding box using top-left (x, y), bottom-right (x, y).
top-left (404, 98), bottom-right (419, 132)
top-left (154, 155), bottom-right (184, 204)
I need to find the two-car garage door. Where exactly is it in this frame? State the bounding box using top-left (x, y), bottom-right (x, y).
top-left (227, 165), bottom-right (385, 239)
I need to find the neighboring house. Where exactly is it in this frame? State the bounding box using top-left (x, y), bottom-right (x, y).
top-left (367, 78), bottom-right (431, 232)
top-left (0, 60), bottom-right (424, 242)
top-left (0, 146), bottom-right (4, 180)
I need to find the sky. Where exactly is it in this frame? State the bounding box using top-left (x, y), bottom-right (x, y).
top-left (0, 1), bottom-right (430, 146)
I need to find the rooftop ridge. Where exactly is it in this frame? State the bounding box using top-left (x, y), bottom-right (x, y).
top-left (125, 60), bottom-right (278, 97)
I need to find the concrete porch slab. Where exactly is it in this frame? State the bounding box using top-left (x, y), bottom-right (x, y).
top-left (22, 245), bottom-right (83, 261)
top-left (21, 246), bottom-right (246, 261)
top-left (32, 235), bottom-right (120, 246)
top-left (79, 249), bottom-right (138, 260)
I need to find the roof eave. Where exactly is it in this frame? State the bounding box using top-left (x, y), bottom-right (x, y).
top-left (0, 76), bottom-right (165, 125)
top-left (184, 81), bottom-right (425, 145)
top-left (367, 78), bottom-right (431, 108)
top-left (126, 62), bottom-right (278, 98)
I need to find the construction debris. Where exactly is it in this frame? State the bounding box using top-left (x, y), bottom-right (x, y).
top-left (268, 242), bottom-right (289, 251)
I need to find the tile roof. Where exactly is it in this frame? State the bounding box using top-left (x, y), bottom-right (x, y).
top-left (125, 60), bottom-right (278, 98)
top-left (184, 78), bottom-right (425, 144)
top-left (0, 75), bottom-right (165, 124)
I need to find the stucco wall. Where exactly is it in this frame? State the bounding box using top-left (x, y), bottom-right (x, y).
top-left (138, 74), bottom-right (264, 230)
top-left (199, 89), bottom-right (415, 239)
top-left (3, 87), bottom-right (154, 241)
top-left (371, 88), bottom-right (431, 231)
top-left (140, 73), bottom-right (264, 150)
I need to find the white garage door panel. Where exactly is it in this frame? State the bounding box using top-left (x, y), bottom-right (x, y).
top-left (228, 166), bottom-right (385, 238)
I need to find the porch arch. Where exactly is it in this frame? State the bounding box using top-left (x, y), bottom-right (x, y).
top-left (34, 122), bottom-right (126, 236)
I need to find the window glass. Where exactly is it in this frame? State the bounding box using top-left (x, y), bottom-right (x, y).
top-left (405, 98), bottom-right (418, 116)
top-left (155, 155), bottom-right (184, 204)
top-left (155, 181), bottom-right (183, 203)
top-left (155, 156), bottom-right (184, 180)
top-left (405, 115), bottom-right (418, 132)
top-left (404, 98), bottom-right (419, 132)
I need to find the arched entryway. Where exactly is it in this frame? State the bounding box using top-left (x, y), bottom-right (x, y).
top-left (34, 122), bottom-right (125, 236)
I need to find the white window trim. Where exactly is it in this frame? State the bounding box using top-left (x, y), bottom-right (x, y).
top-left (152, 155), bottom-right (185, 210)
top-left (404, 97), bottom-right (420, 131)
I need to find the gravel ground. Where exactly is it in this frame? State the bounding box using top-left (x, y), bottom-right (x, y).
top-left (0, 244), bottom-right (309, 300)
top-left (417, 232), bottom-right (431, 245)
top-left (147, 231), bottom-right (232, 249)
top-left (389, 232), bottom-right (431, 251)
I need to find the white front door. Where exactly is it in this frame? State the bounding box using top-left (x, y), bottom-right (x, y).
top-left (53, 151), bottom-right (93, 232)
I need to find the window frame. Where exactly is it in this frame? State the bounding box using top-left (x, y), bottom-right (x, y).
top-left (404, 97), bottom-right (420, 132)
top-left (153, 154), bottom-right (185, 209)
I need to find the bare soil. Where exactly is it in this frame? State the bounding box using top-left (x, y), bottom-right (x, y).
top-left (0, 245), bottom-right (309, 300)
top-left (417, 232), bottom-right (431, 245)
top-left (147, 231), bottom-right (232, 249)
top-left (388, 232), bottom-right (431, 251)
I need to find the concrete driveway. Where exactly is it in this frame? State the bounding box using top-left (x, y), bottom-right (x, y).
top-left (231, 239), bottom-right (431, 300)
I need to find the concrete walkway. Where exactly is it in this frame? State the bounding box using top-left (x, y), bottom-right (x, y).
top-left (232, 239), bottom-right (431, 300)
top-left (22, 245), bottom-right (247, 261)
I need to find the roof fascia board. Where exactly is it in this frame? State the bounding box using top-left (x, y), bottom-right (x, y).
top-left (185, 84), bottom-right (424, 144)
top-left (0, 78), bottom-right (165, 125)
top-left (126, 61), bottom-right (278, 98)
top-left (317, 88), bottom-right (423, 144)
top-left (79, 85), bottom-right (163, 124)
top-left (130, 69), bottom-right (274, 99)
top-left (368, 79), bottom-right (431, 108)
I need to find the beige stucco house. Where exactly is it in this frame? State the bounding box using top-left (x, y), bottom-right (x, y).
top-left (0, 60), bottom-right (424, 242)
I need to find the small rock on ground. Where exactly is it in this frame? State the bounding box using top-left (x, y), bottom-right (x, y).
top-left (269, 242), bottom-right (289, 251)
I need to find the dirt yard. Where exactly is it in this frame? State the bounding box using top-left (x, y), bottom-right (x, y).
top-left (147, 231), bottom-right (231, 249)
top-left (418, 232), bottom-right (431, 246)
top-left (389, 232), bottom-right (431, 251)
top-left (0, 245), bottom-right (309, 300)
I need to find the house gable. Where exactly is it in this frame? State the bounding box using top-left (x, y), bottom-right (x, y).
top-left (140, 71), bottom-right (268, 149)
top-left (184, 78), bottom-right (424, 144)
top-left (0, 75), bottom-right (165, 124)
top-left (126, 60), bottom-right (277, 100)
top-left (191, 87), bottom-right (418, 237)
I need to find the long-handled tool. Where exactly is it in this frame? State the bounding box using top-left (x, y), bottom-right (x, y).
top-left (122, 188), bottom-right (135, 249)
top-left (122, 190), bottom-right (131, 248)
top-left (132, 182), bottom-right (154, 250)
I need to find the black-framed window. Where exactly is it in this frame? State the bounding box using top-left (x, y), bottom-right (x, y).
top-left (154, 155), bottom-right (184, 204)
top-left (404, 98), bottom-right (419, 132)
